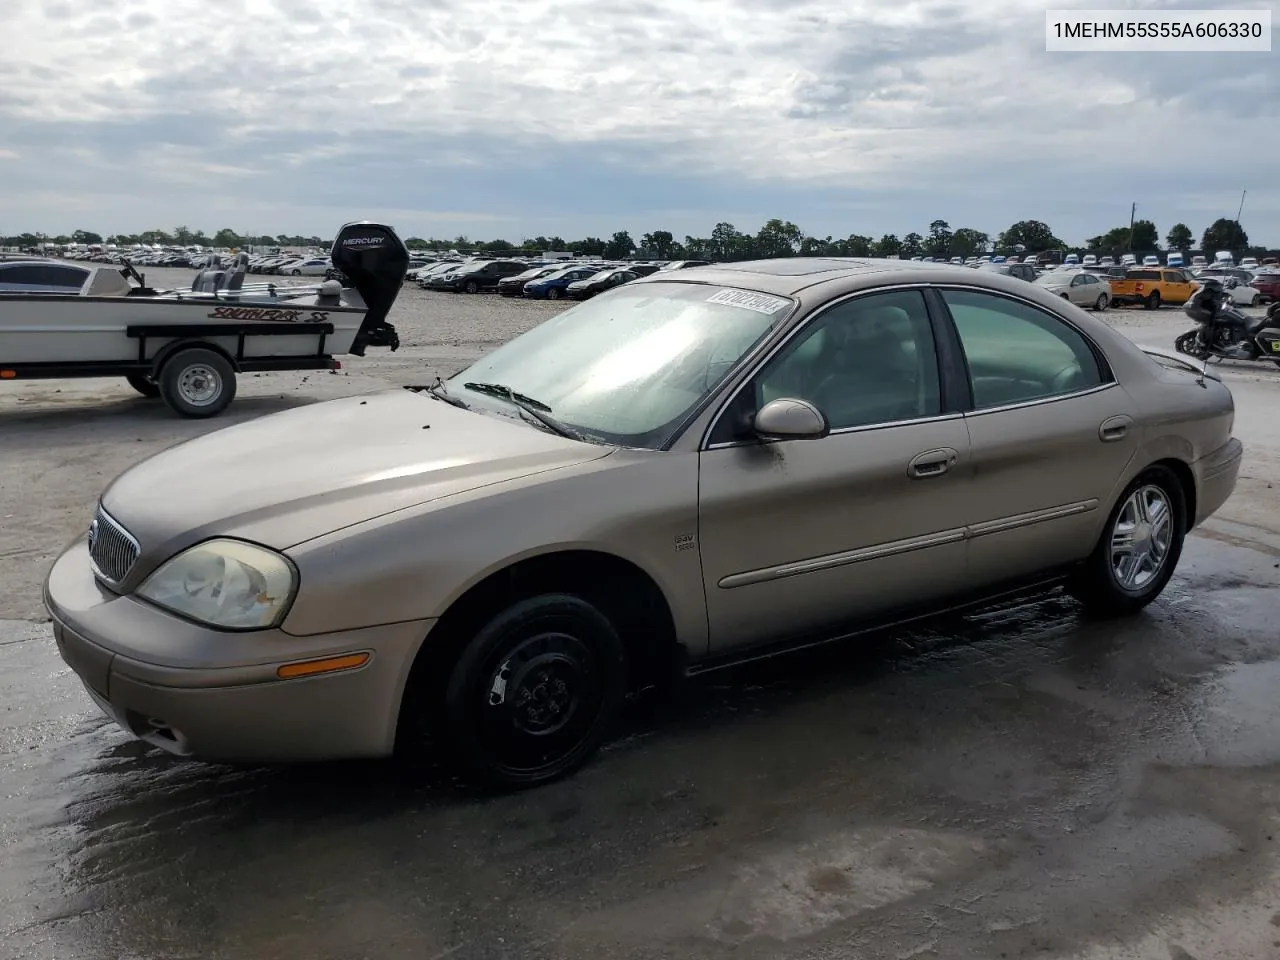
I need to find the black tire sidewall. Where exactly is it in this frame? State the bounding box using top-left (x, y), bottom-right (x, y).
top-left (1076, 465), bottom-right (1187, 612)
top-left (158, 348), bottom-right (236, 418)
top-left (443, 593), bottom-right (625, 788)
top-left (125, 373), bottom-right (161, 398)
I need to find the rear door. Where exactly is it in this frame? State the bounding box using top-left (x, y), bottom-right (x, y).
top-left (936, 288), bottom-right (1140, 588)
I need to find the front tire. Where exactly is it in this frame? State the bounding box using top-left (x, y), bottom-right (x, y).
top-left (464, 280), bottom-right (479, 294)
top-left (547, 288), bottom-right (562, 300)
top-left (1094, 294), bottom-right (1109, 311)
top-left (291, 269), bottom-right (302, 276)
top-left (157, 348), bottom-right (236, 418)
top-left (442, 594), bottom-right (625, 788)
top-left (1069, 465), bottom-right (1186, 617)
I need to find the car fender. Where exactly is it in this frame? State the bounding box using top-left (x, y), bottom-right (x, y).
top-left (281, 451), bottom-right (710, 653)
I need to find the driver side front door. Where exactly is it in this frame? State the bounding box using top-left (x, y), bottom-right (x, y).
top-left (696, 288), bottom-right (975, 652)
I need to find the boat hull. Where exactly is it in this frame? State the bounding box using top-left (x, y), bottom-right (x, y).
top-left (0, 294), bottom-right (367, 365)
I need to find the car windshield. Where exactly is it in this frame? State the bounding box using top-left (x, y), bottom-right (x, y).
top-left (449, 281), bottom-right (794, 448)
top-left (1035, 270), bottom-right (1073, 286)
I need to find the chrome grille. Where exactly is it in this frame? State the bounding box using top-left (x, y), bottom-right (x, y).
top-left (88, 506), bottom-right (140, 584)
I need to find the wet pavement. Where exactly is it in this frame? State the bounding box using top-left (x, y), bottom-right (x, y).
top-left (3, 529), bottom-right (1280, 959)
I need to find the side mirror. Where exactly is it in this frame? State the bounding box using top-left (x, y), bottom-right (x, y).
top-left (753, 398), bottom-right (830, 441)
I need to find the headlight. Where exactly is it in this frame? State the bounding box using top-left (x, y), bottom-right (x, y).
top-left (135, 539), bottom-right (296, 630)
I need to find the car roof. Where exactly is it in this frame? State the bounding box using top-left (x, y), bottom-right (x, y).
top-left (629, 257), bottom-right (1014, 298)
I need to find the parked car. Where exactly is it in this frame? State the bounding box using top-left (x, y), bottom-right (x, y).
top-left (1106, 268), bottom-right (1197, 309)
top-left (285, 258), bottom-right (333, 277)
top-left (44, 259), bottom-right (1241, 788)
top-left (1034, 268), bottom-right (1112, 310)
top-left (523, 265), bottom-right (602, 300)
top-left (434, 260), bottom-right (528, 293)
top-left (1194, 274), bottom-right (1263, 307)
top-left (1250, 271), bottom-right (1280, 303)
top-left (566, 268), bottom-right (640, 299)
top-left (659, 260), bottom-right (713, 271)
top-left (498, 265), bottom-right (563, 298)
top-left (978, 262), bottom-right (1038, 283)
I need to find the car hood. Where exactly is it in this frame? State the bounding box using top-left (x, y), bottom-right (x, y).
top-left (101, 389), bottom-right (614, 557)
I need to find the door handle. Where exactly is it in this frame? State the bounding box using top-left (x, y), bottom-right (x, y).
top-left (1099, 415), bottom-right (1132, 442)
top-left (908, 447), bottom-right (958, 479)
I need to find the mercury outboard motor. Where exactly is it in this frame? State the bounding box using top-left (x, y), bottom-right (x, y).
top-left (331, 221), bottom-right (409, 355)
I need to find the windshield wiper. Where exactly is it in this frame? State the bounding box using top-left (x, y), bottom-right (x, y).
top-left (462, 381), bottom-right (585, 441)
top-left (406, 377), bottom-right (470, 409)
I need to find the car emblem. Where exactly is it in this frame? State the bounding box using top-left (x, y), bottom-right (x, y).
top-left (87, 518), bottom-right (99, 550)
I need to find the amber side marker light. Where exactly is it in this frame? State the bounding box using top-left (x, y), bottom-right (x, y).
top-left (277, 652), bottom-right (370, 680)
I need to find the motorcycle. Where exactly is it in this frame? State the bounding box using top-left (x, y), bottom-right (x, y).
top-left (1174, 278), bottom-right (1280, 367)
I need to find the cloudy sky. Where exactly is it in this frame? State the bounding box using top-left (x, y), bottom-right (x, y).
top-left (3, 0), bottom-right (1276, 246)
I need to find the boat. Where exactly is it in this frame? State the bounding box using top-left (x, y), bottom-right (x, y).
top-left (0, 221), bottom-right (408, 417)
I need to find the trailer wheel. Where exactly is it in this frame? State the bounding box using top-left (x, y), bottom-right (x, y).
top-left (125, 374), bottom-right (161, 398)
top-left (158, 348), bottom-right (236, 418)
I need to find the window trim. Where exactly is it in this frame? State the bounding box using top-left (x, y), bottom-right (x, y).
top-left (700, 284), bottom-right (966, 451)
top-left (930, 284), bottom-right (1117, 416)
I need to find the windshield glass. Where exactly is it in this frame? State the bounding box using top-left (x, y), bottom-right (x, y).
top-left (450, 281), bottom-right (794, 448)
top-left (1035, 270), bottom-right (1073, 286)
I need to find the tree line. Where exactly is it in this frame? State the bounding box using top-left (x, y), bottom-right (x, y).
top-left (1, 217), bottom-right (1260, 259)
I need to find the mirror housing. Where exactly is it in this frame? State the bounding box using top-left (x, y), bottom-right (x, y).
top-left (753, 398), bottom-right (830, 441)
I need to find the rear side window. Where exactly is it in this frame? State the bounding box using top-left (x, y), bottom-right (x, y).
top-left (941, 290), bottom-right (1106, 410)
top-left (1130, 270), bottom-right (1160, 281)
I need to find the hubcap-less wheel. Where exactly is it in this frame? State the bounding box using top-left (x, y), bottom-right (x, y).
top-left (1110, 484), bottom-right (1174, 591)
top-left (475, 631), bottom-right (602, 775)
top-left (177, 365), bottom-right (222, 407)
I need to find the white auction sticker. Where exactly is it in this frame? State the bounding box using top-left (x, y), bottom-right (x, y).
top-left (1046, 9), bottom-right (1271, 52)
top-left (705, 288), bottom-right (791, 315)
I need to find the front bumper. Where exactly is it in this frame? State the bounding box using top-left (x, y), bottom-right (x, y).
top-left (1193, 437), bottom-right (1244, 528)
top-left (44, 538), bottom-right (434, 763)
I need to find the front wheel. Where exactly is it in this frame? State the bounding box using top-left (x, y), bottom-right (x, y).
top-left (547, 288), bottom-right (562, 300)
top-left (464, 280), bottom-right (479, 294)
top-left (291, 269), bottom-right (302, 276)
top-left (157, 347), bottom-right (236, 418)
top-left (1094, 294), bottom-right (1109, 311)
top-left (1069, 465), bottom-right (1186, 617)
top-left (441, 594), bottom-right (626, 788)
top-left (125, 374), bottom-right (161, 398)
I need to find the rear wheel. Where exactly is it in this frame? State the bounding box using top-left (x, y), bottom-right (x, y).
top-left (1069, 465), bottom-right (1186, 617)
top-left (1250, 292), bottom-right (1261, 307)
top-left (1145, 290), bottom-right (1162, 310)
top-left (125, 374), bottom-right (160, 398)
top-left (1094, 293), bottom-right (1109, 311)
top-left (157, 348), bottom-right (236, 418)
top-left (291, 269), bottom-right (302, 276)
top-left (439, 594), bottom-right (625, 788)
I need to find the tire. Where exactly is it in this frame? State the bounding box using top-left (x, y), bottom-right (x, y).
top-left (464, 280), bottom-right (479, 294)
top-left (547, 288), bottom-right (562, 300)
top-left (1145, 291), bottom-right (1161, 310)
top-left (125, 374), bottom-right (160, 398)
top-left (291, 269), bottom-right (302, 276)
top-left (1250, 293), bottom-right (1261, 307)
top-left (1068, 465), bottom-right (1186, 617)
top-left (1060, 292), bottom-right (1069, 300)
top-left (440, 593), bottom-right (626, 788)
top-left (1094, 294), bottom-right (1109, 311)
top-left (157, 347), bottom-right (236, 418)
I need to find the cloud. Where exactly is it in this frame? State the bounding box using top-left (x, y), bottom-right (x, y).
top-left (2, 0), bottom-right (1276, 245)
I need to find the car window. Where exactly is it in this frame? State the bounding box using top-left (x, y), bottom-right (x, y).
top-left (1162, 271), bottom-right (1183, 283)
top-left (941, 290), bottom-right (1105, 410)
top-left (1070, 274), bottom-right (1086, 286)
top-left (754, 290), bottom-right (941, 430)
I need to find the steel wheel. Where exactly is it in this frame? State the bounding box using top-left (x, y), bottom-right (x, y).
top-left (176, 364), bottom-right (223, 407)
top-left (439, 593), bottom-right (625, 788)
top-left (1109, 484), bottom-right (1175, 591)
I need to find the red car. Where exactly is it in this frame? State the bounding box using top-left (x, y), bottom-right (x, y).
top-left (1251, 272), bottom-right (1280, 303)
